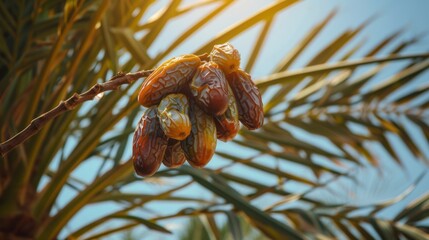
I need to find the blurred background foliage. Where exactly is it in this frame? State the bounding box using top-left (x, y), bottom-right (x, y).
top-left (0, 0), bottom-right (428, 239)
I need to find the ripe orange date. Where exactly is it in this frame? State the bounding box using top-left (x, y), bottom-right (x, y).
top-left (163, 139), bottom-right (186, 168)
top-left (209, 42), bottom-right (240, 75)
top-left (132, 107), bottom-right (168, 177)
top-left (189, 61), bottom-right (229, 116)
top-left (157, 93), bottom-right (191, 140)
top-left (181, 100), bottom-right (217, 168)
top-left (214, 85), bottom-right (240, 141)
top-left (227, 69), bottom-right (264, 130)
top-left (138, 54), bottom-right (201, 107)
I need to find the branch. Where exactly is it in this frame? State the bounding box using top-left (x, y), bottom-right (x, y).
top-left (0, 53), bottom-right (209, 156)
top-left (0, 70), bottom-right (153, 156)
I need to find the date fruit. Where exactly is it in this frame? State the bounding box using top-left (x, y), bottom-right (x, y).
top-left (227, 69), bottom-right (264, 130)
top-left (214, 85), bottom-right (240, 141)
top-left (132, 43), bottom-right (264, 175)
top-left (157, 93), bottom-right (191, 140)
top-left (138, 54), bottom-right (201, 107)
top-left (132, 107), bottom-right (168, 177)
top-left (189, 61), bottom-right (229, 116)
top-left (181, 100), bottom-right (217, 168)
top-left (209, 42), bottom-right (240, 75)
top-left (163, 139), bottom-right (187, 168)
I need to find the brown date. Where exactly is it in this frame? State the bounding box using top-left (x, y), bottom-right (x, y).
top-left (163, 139), bottom-right (186, 168)
top-left (227, 69), bottom-right (264, 130)
top-left (189, 61), bottom-right (229, 116)
top-left (157, 93), bottom-right (191, 140)
top-left (132, 107), bottom-right (168, 177)
top-left (181, 100), bottom-right (217, 168)
top-left (209, 42), bottom-right (240, 75)
top-left (138, 54), bottom-right (201, 107)
top-left (214, 85), bottom-right (240, 141)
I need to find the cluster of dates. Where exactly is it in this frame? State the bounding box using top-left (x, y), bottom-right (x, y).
top-left (132, 43), bottom-right (264, 177)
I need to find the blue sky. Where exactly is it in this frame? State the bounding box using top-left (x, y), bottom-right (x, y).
top-left (55, 1), bottom-right (429, 239)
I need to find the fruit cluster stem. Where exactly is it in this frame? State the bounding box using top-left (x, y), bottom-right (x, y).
top-left (0, 53), bottom-right (208, 156)
top-left (0, 70), bottom-right (153, 156)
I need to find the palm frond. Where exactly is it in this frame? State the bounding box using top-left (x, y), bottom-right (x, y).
top-left (1, 1), bottom-right (428, 239)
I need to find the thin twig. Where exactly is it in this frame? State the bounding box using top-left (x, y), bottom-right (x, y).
top-left (0, 53), bottom-right (209, 156)
top-left (0, 70), bottom-right (153, 156)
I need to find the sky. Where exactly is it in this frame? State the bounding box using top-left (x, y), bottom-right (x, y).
top-left (54, 1), bottom-right (429, 239)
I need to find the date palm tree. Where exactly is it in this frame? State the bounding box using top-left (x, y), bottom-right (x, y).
top-left (1, 0), bottom-right (428, 239)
